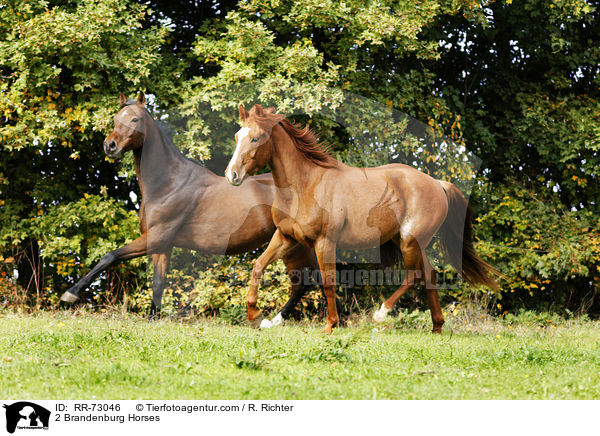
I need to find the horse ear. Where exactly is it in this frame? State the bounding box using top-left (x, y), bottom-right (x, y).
top-left (137, 92), bottom-right (146, 106)
top-left (119, 93), bottom-right (127, 106)
top-left (254, 104), bottom-right (264, 117)
top-left (239, 104), bottom-right (248, 121)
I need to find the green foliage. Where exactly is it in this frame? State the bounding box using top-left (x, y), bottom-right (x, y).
top-left (474, 182), bottom-right (600, 312)
top-left (0, 255), bottom-right (25, 310)
top-left (392, 309), bottom-right (433, 330)
top-left (143, 253), bottom-right (322, 319)
top-left (429, 0), bottom-right (600, 310)
top-left (501, 309), bottom-right (571, 328)
top-left (219, 304), bottom-right (247, 326)
top-left (0, 187), bottom-right (146, 306)
top-left (0, 0), bottom-right (173, 301)
top-left (0, 0), bottom-right (169, 150)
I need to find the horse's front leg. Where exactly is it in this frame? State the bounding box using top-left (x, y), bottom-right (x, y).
top-left (315, 238), bottom-right (339, 334)
top-left (148, 251), bottom-right (172, 320)
top-left (248, 229), bottom-right (297, 328)
top-left (60, 234), bottom-right (150, 303)
top-left (260, 246), bottom-right (317, 329)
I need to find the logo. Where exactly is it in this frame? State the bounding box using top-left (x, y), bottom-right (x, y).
top-left (3, 402), bottom-right (50, 434)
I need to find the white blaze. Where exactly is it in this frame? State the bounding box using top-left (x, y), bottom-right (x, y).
top-left (226, 127), bottom-right (250, 183)
top-left (119, 109), bottom-right (132, 124)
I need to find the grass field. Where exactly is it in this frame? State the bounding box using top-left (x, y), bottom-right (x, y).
top-left (0, 310), bottom-right (599, 399)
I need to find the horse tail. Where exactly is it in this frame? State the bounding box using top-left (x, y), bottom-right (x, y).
top-left (438, 181), bottom-right (501, 290)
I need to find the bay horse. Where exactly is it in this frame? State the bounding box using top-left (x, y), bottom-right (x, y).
top-left (60, 93), bottom-right (318, 325)
top-left (225, 104), bottom-right (501, 334)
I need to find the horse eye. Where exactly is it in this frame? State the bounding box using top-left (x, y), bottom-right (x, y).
top-left (251, 137), bottom-right (259, 143)
top-left (132, 118), bottom-right (139, 123)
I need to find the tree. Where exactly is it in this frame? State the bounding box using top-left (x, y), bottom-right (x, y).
top-left (428, 0), bottom-right (600, 312)
top-left (0, 0), bottom-right (173, 304)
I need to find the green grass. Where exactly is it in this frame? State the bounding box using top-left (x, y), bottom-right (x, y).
top-left (0, 310), bottom-right (599, 399)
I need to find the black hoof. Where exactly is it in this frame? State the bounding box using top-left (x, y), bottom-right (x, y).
top-left (147, 306), bottom-right (161, 321)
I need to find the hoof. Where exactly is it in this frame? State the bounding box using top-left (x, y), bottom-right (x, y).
top-left (271, 312), bottom-right (284, 328)
top-left (373, 303), bottom-right (392, 323)
top-left (259, 318), bottom-right (273, 329)
top-left (321, 324), bottom-right (334, 335)
top-left (248, 313), bottom-right (264, 329)
top-left (60, 291), bottom-right (79, 304)
top-left (432, 325), bottom-right (443, 334)
top-left (260, 312), bottom-right (284, 329)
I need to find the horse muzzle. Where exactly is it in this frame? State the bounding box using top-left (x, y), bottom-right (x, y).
top-left (104, 139), bottom-right (121, 158)
top-left (225, 165), bottom-right (246, 186)
top-left (226, 170), bottom-right (242, 186)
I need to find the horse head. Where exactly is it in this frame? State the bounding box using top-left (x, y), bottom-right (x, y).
top-left (104, 92), bottom-right (149, 158)
top-left (225, 104), bottom-right (282, 186)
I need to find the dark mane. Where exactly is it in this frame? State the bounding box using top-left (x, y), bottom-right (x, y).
top-left (248, 106), bottom-right (337, 168)
top-left (120, 99), bottom-right (206, 167)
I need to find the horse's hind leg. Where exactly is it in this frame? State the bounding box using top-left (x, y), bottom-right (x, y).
top-left (422, 253), bottom-right (444, 333)
top-left (374, 237), bottom-right (445, 333)
top-left (60, 234), bottom-right (150, 303)
top-left (373, 237), bottom-right (423, 322)
top-left (149, 250), bottom-right (172, 320)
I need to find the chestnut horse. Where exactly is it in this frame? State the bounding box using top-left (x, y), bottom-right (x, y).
top-left (60, 93), bottom-right (318, 325)
top-left (225, 104), bottom-right (500, 334)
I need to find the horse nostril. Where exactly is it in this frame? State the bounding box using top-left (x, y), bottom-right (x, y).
top-left (109, 140), bottom-right (117, 151)
top-left (232, 171), bottom-right (238, 182)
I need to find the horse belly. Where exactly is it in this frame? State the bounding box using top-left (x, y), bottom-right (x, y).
top-left (337, 223), bottom-right (394, 250)
top-left (171, 224), bottom-right (232, 253)
top-left (337, 195), bottom-right (402, 249)
top-left (172, 204), bottom-right (275, 255)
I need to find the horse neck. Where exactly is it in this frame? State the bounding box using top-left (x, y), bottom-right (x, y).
top-left (133, 117), bottom-right (197, 198)
top-left (269, 124), bottom-right (322, 194)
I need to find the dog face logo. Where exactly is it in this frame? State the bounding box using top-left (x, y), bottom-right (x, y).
top-left (3, 402), bottom-right (50, 433)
